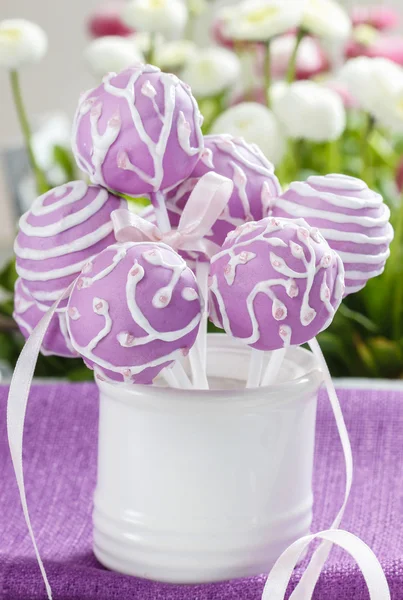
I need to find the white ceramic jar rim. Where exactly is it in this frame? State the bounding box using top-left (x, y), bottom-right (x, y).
top-left (97, 334), bottom-right (323, 410)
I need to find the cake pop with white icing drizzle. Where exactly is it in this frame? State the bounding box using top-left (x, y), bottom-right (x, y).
top-left (67, 241), bottom-right (202, 384)
top-left (72, 64), bottom-right (204, 199)
top-left (272, 174), bottom-right (394, 296)
top-left (13, 279), bottom-right (77, 358)
top-left (14, 181), bottom-right (125, 307)
top-left (142, 133), bottom-right (281, 263)
top-left (209, 217), bottom-right (345, 351)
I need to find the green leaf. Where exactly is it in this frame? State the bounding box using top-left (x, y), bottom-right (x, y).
top-left (53, 145), bottom-right (77, 181)
top-left (67, 365), bottom-right (93, 382)
top-left (0, 259), bottom-right (17, 293)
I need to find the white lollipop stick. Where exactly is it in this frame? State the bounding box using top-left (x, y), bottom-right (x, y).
top-left (162, 366), bottom-right (181, 389)
top-left (189, 340), bottom-right (209, 389)
top-left (261, 348), bottom-right (287, 387)
top-left (246, 349), bottom-right (264, 388)
top-left (163, 363), bottom-right (192, 389)
top-left (172, 362), bottom-right (193, 389)
top-left (150, 191), bottom-right (171, 234)
top-left (195, 260), bottom-right (210, 373)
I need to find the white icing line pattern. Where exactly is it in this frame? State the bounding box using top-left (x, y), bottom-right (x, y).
top-left (73, 65), bottom-right (203, 192)
top-left (274, 175), bottom-right (393, 295)
top-left (210, 219), bottom-right (343, 348)
top-left (67, 242), bottom-right (202, 382)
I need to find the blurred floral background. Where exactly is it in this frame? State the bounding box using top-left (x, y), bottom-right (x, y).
top-left (1, 0), bottom-right (403, 379)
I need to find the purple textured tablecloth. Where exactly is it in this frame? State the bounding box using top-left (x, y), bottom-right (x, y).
top-left (0, 383), bottom-right (403, 600)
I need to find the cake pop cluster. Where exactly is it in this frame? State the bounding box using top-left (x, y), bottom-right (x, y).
top-left (12, 62), bottom-right (393, 390)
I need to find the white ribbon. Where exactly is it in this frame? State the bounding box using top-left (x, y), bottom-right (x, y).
top-left (262, 529), bottom-right (390, 600)
top-left (260, 337), bottom-right (389, 598)
top-left (285, 337), bottom-right (354, 600)
top-left (7, 285), bottom-right (73, 600)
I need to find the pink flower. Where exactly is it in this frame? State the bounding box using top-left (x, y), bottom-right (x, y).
top-left (346, 35), bottom-right (403, 67)
top-left (271, 34), bottom-right (328, 80)
top-left (88, 1), bottom-right (134, 38)
top-left (351, 6), bottom-right (399, 32)
top-left (212, 17), bottom-right (261, 51)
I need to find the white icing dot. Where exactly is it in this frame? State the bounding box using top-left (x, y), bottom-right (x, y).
top-left (286, 279), bottom-right (299, 298)
top-left (122, 368), bottom-right (132, 380)
top-left (297, 227), bottom-right (310, 242)
top-left (68, 307), bottom-right (81, 321)
top-left (335, 273), bottom-right (345, 300)
top-left (321, 254), bottom-right (333, 269)
top-left (272, 299), bottom-right (287, 321)
top-left (93, 297), bottom-right (107, 315)
top-left (261, 181), bottom-right (275, 215)
top-left (152, 286), bottom-right (172, 308)
top-left (126, 333), bottom-right (135, 346)
top-left (117, 150), bottom-right (130, 170)
top-left (320, 281), bottom-right (331, 301)
top-left (182, 287), bottom-right (199, 301)
top-left (290, 241), bottom-right (304, 259)
top-left (200, 148), bottom-right (215, 169)
top-left (91, 102), bottom-right (102, 118)
top-left (82, 261), bottom-right (93, 274)
top-left (270, 252), bottom-right (285, 271)
top-left (279, 325), bottom-right (292, 346)
top-left (141, 80), bottom-right (157, 98)
top-left (108, 112), bottom-right (121, 128)
top-left (142, 249), bottom-right (162, 265)
top-left (310, 228), bottom-right (322, 243)
top-left (302, 308), bottom-right (316, 325)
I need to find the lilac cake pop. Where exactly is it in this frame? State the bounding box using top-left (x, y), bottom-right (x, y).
top-left (142, 134), bottom-right (281, 262)
top-left (209, 217), bottom-right (345, 351)
top-left (14, 181), bottom-right (125, 307)
top-left (72, 64), bottom-right (204, 196)
top-left (272, 174), bottom-right (394, 296)
top-left (67, 241), bottom-right (202, 384)
top-left (13, 279), bottom-right (77, 358)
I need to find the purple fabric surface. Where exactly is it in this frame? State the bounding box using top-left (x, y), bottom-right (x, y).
top-left (0, 383), bottom-right (402, 600)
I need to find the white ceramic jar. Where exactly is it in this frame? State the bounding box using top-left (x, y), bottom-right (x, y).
top-left (93, 334), bottom-right (323, 583)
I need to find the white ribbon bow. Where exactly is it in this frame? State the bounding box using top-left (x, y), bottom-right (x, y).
top-left (112, 171), bottom-right (234, 258)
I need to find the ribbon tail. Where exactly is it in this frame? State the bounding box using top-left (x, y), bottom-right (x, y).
top-left (261, 338), bottom-right (389, 600)
top-left (7, 283), bottom-right (74, 600)
top-left (262, 530), bottom-right (390, 600)
top-left (286, 337), bottom-right (354, 600)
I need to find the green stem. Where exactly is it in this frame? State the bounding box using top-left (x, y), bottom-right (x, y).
top-left (264, 40), bottom-right (271, 109)
top-left (361, 113), bottom-right (375, 188)
top-left (286, 28), bottom-right (305, 84)
top-left (146, 33), bottom-right (156, 65)
top-left (10, 70), bottom-right (49, 195)
top-left (326, 138), bottom-right (341, 174)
